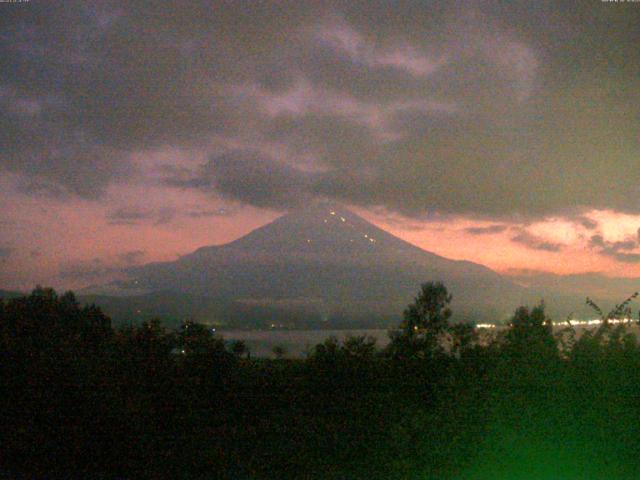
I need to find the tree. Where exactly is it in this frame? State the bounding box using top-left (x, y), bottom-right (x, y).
top-left (177, 320), bottom-right (226, 356)
top-left (342, 335), bottom-right (377, 359)
top-left (231, 339), bottom-right (248, 358)
top-left (272, 344), bottom-right (287, 359)
top-left (310, 336), bottom-right (340, 362)
top-left (401, 282), bottom-right (452, 337)
top-left (0, 286), bottom-right (111, 356)
top-left (389, 282), bottom-right (452, 359)
top-left (571, 293), bottom-right (640, 362)
top-left (504, 303), bottom-right (556, 361)
top-left (115, 317), bottom-right (173, 359)
top-left (586, 292), bottom-right (638, 327)
top-left (448, 322), bottom-right (476, 359)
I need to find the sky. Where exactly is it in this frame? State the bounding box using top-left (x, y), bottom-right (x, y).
top-left (0, 0), bottom-right (639, 291)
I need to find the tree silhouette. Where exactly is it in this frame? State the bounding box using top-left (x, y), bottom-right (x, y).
top-left (503, 303), bottom-right (557, 362)
top-left (586, 292), bottom-right (638, 326)
top-left (448, 322), bottom-right (476, 358)
top-left (342, 335), bottom-right (377, 358)
top-left (177, 320), bottom-right (224, 356)
top-left (0, 286), bottom-right (111, 356)
top-left (272, 344), bottom-right (287, 359)
top-left (401, 282), bottom-right (452, 337)
top-left (231, 339), bottom-right (248, 358)
top-left (390, 282), bottom-right (452, 359)
top-left (310, 335), bottom-right (340, 362)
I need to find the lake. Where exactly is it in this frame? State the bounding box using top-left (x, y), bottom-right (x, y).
top-left (219, 321), bottom-right (638, 358)
top-left (219, 328), bottom-right (391, 358)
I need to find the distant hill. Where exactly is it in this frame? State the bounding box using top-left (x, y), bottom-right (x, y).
top-left (507, 271), bottom-right (640, 301)
top-left (0, 289), bottom-right (25, 300)
top-left (504, 271), bottom-right (640, 321)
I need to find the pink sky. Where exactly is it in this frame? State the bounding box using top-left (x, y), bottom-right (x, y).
top-left (1, 3), bottom-right (639, 292)
top-left (2, 172), bottom-right (639, 292)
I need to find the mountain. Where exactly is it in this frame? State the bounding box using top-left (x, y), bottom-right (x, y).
top-left (507, 271), bottom-right (640, 301)
top-left (504, 271), bottom-right (640, 320)
top-left (93, 202), bottom-right (530, 327)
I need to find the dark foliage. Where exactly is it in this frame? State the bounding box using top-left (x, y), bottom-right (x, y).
top-left (2, 285), bottom-right (640, 478)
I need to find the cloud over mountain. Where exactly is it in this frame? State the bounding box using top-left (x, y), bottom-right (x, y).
top-left (465, 225), bottom-right (509, 235)
top-left (1, 1), bottom-right (638, 220)
top-left (2, 1), bottom-right (640, 295)
top-left (511, 230), bottom-right (564, 252)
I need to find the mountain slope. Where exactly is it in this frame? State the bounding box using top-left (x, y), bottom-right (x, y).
top-left (115, 202), bottom-right (527, 326)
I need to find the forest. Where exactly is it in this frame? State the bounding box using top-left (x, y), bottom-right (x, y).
top-left (2, 283), bottom-right (640, 479)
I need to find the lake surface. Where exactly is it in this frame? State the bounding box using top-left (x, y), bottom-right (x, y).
top-left (219, 322), bottom-right (639, 358)
top-left (220, 329), bottom-right (391, 358)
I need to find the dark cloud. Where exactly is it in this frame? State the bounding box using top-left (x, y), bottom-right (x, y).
top-left (185, 208), bottom-right (235, 218)
top-left (118, 250), bottom-right (145, 265)
top-left (107, 207), bottom-right (149, 226)
top-left (0, 247), bottom-right (12, 260)
top-left (107, 207), bottom-right (175, 226)
top-left (577, 217), bottom-right (599, 230)
top-left (465, 225), bottom-right (509, 235)
top-left (511, 231), bottom-right (563, 252)
top-left (107, 203), bottom-right (231, 225)
top-left (609, 252), bottom-right (640, 264)
top-left (589, 235), bottom-right (638, 254)
top-left (159, 165), bottom-right (212, 190)
top-left (365, 208), bottom-right (428, 231)
top-left (164, 150), bottom-right (317, 209)
top-left (589, 234), bottom-right (640, 264)
top-left (1, 2), bottom-right (639, 219)
top-left (589, 235), bottom-right (605, 248)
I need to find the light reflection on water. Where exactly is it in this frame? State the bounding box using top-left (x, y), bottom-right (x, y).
top-left (220, 329), bottom-right (390, 358)
top-left (221, 322), bottom-right (640, 358)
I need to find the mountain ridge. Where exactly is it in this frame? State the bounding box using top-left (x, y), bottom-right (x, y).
top-left (6, 204), bottom-right (632, 326)
top-left (106, 202), bottom-right (526, 326)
